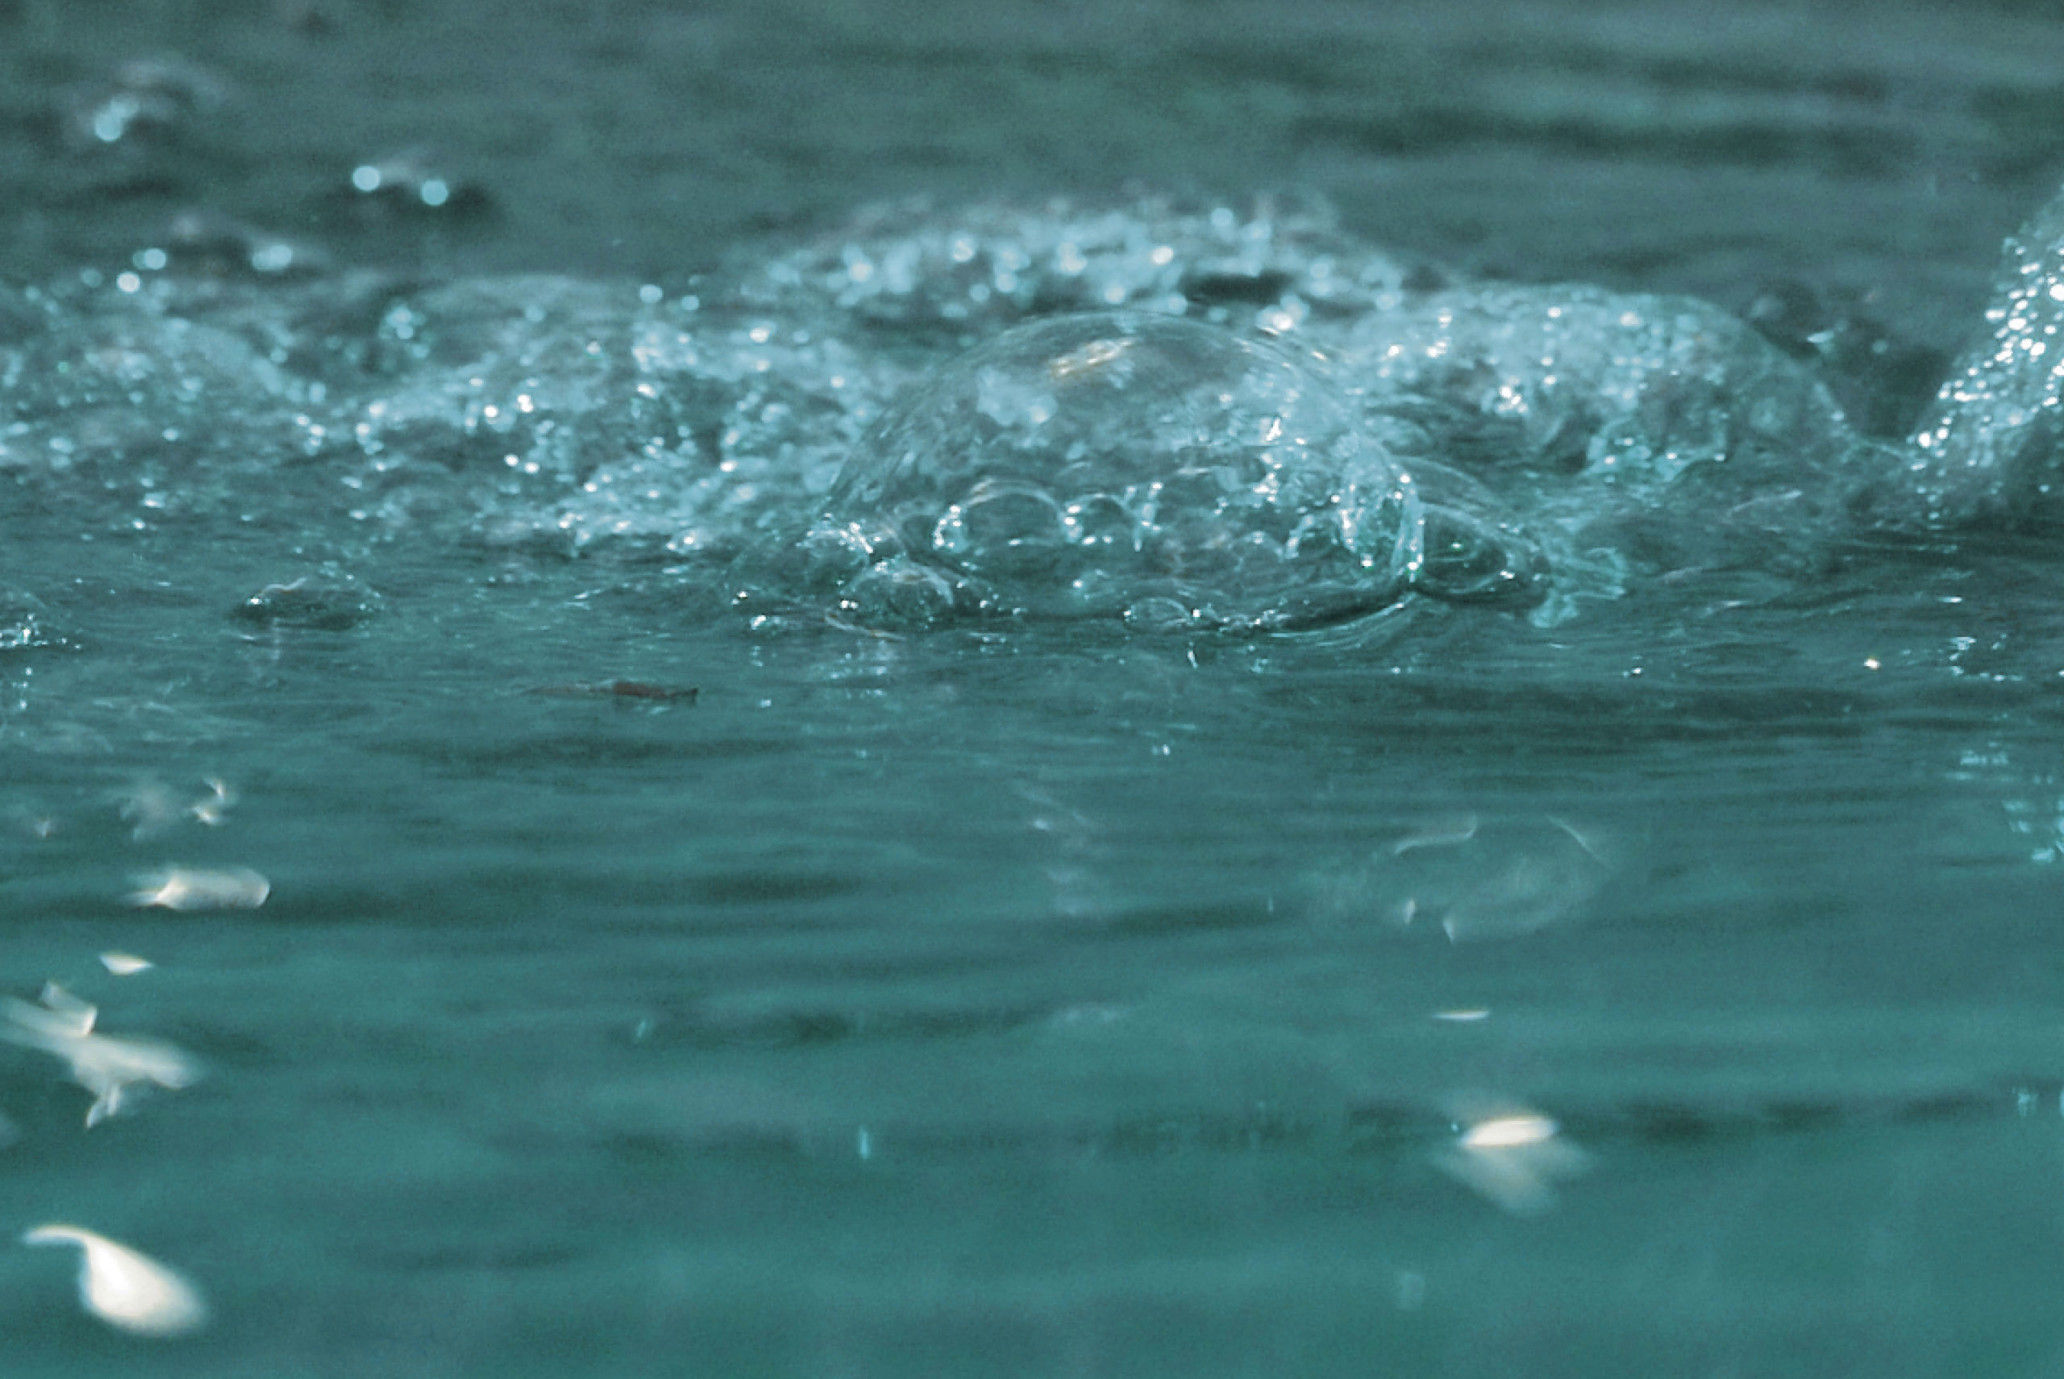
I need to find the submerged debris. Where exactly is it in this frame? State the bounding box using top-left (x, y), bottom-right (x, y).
top-left (526, 679), bottom-right (700, 702)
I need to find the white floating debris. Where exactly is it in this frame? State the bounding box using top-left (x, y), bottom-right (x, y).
top-left (1435, 1102), bottom-right (1589, 1215)
top-left (2, 986), bottom-right (199, 1126)
top-left (129, 866), bottom-right (269, 910)
top-left (1390, 813), bottom-right (1479, 856)
top-left (118, 779), bottom-right (239, 836)
top-left (36, 981), bottom-right (99, 1036)
top-left (100, 953), bottom-right (156, 977)
top-left (1461, 1113), bottom-right (1559, 1150)
top-left (1432, 1008), bottom-right (1491, 1022)
top-left (188, 778), bottom-right (236, 826)
top-left (1545, 815), bottom-right (1613, 866)
top-left (22, 1225), bottom-right (208, 1336)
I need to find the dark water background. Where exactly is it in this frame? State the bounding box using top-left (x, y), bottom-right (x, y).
top-left (6, 1), bottom-right (2064, 1374)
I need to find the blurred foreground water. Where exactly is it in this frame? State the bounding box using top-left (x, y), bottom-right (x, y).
top-left (7, 2), bottom-right (2064, 1375)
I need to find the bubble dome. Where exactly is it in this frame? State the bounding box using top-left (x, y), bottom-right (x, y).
top-left (813, 311), bottom-right (1429, 631)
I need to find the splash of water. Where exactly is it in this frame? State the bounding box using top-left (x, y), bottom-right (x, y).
top-left (10, 187), bottom-right (2064, 634)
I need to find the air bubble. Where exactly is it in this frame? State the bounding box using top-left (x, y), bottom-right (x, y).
top-left (823, 311), bottom-right (1423, 630)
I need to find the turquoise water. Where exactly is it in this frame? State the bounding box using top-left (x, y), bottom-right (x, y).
top-left (8, 2), bottom-right (2064, 1375)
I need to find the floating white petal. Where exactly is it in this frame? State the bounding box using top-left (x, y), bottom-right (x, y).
top-left (100, 953), bottom-right (156, 977)
top-left (129, 866), bottom-right (270, 910)
top-left (35, 982), bottom-right (97, 1036)
top-left (2, 990), bottom-right (199, 1126)
top-left (1461, 1113), bottom-right (1559, 1150)
top-left (1546, 815), bottom-right (1614, 865)
top-left (1390, 813), bottom-right (1479, 856)
top-left (22, 1225), bottom-right (208, 1336)
top-left (188, 778), bottom-right (237, 826)
top-left (1436, 1102), bottom-right (1590, 1215)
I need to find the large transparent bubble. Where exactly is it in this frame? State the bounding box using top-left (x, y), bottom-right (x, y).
top-left (811, 311), bottom-right (1428, 631)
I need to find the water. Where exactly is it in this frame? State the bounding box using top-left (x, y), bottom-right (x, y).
top-left (7, 2), bottom-right (2064, 1374)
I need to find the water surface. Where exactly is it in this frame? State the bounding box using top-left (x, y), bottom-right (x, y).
top-left (6, 3), bottom-right (2064, 1375)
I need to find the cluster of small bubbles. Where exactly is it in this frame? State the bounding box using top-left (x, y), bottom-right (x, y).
top-left (0, 259), bottom-right (905, 556)
top-left (518, 314), bottom-right (886, 554)
top-left (1329, 282), bottom-right (1869, 572)
top-left (1900, 183), bottom-right (2064, 527)
top-left (718, 195), bottom-right (1904, 614)
top-left (804, 311), bottom-right (1428, 632)
top-left (0, 279), bottom-right (299, 529)
top-left (20, 181), bottom-right (2064, 630)
top-left (248, 277), bottom-right (893, 554)
top-left (740, 194), bottom-right (1412, 346)
top-left (0, 588), bottom-right (56, 653)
